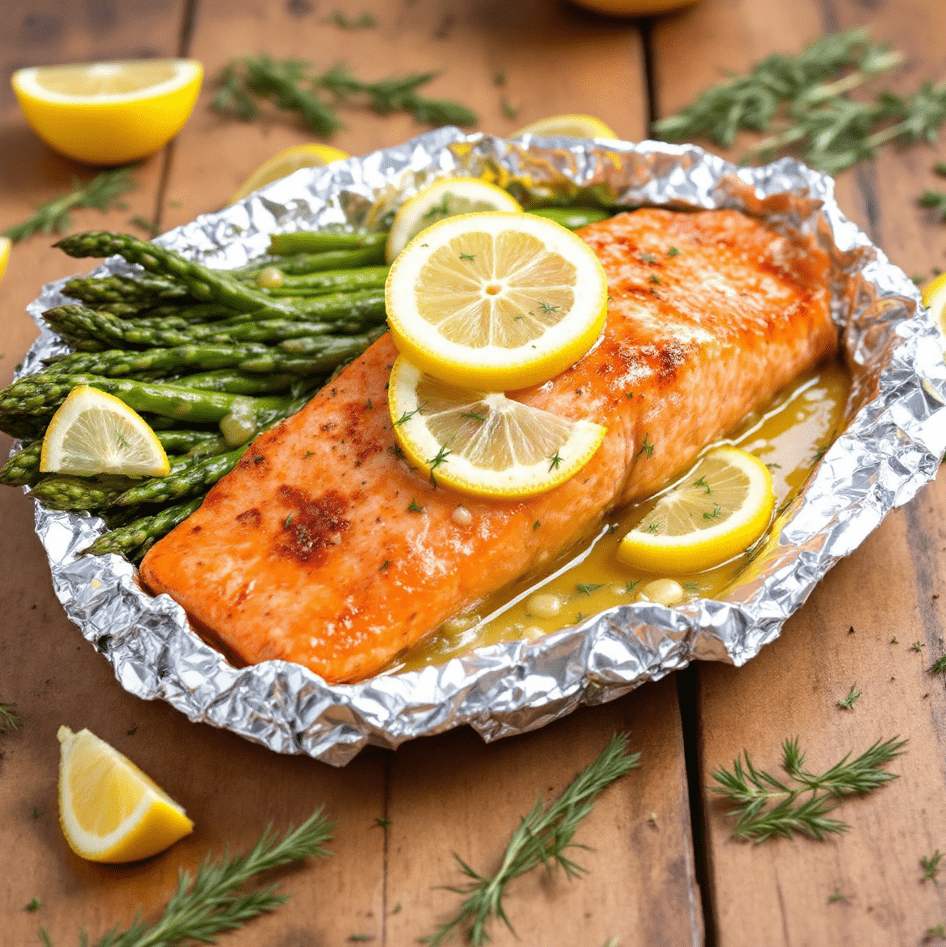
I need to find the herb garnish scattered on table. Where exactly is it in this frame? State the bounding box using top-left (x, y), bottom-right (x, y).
top-left (711, 736), bottom-right (906, 841)
top-left (0, 700), bottom-right (20, 733)
top-left (423, 733), bottom-right (640, 946)
top-left (41, 809), bottom-right (334, 947)
top-left (1, 166), bottom-right (138, 243)
top-left (211, 55), bottom-right (477, 137)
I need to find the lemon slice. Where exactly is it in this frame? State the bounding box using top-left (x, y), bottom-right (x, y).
top-left (388, 356), bottom-right (606, 498)
top-left (0, 237), bottom-right (9, 283)
top-left (229, 143), bottom-right (351, 204)
top-left (385, 177), bottom-right (522, 263)
top-left (58, 725), bottom-right (193, 863)
top-left (11, 59), bottom-right (203, 165)
top-left (513, 114), bottom-right (617, 140)
top-left (40, 385), bottom-right (171, 478)
top-left (385, 211), bottom-right (609, 391)
top-left (617, 446), bottom-right (775, 574)
top-left (922, 272), bottom-right (946, 340)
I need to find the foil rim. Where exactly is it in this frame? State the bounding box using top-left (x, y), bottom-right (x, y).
top-left (20, 127), bottom-right (946, 765)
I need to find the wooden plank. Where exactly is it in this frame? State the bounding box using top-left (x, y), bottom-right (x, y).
top-left (653, 0), bottom-right (946, 943)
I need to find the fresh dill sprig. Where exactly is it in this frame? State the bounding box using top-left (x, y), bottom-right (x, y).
top-left (50, 809), bottom-right (334, 947)
top-left (711, 736), bottom-right (906, 842)
top-left (2, 166), bottom-right (138, 243)
top-left (922, 850), bottom-right (944, 882)
top-left (0, 700), bottom-right (20, 734)
top-left (423, 733), bottom-right (641, 946)
top-left (211, 56), bottom-right (477, 136)
top-left (836, 684), bottom-right (861, 710)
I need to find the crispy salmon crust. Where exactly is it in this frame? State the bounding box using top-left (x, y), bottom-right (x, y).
top-left (140, 208), bottom-right (837, 683)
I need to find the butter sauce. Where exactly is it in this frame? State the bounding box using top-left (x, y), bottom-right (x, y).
top-left (388, 357), bottom-right (850, 675)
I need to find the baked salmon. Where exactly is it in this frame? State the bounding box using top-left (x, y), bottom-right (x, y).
top-left (140, 208), bottom-right (837, 683)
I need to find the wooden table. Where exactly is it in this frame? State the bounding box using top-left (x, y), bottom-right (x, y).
top-left (2, 1), bottom-right (946, 944)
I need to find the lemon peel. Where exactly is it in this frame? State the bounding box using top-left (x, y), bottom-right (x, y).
top-left (230, 143), bottom-right (350, 204)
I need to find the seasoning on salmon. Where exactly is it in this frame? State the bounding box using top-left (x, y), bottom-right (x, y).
top-left (140, 208), bottom-right (838, 683)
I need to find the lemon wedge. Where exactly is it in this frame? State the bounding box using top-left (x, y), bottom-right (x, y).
top-left (58, 725), bottom-right (193, 863)
top-left (385, 211), bottom-right (608, 391)
top-left (514, 114), bottom-right (617, 140)
top-left (922, 272), bottom-right (946, 340)
top-left (229, 143), bottom-right (350, 204)
top-left (40, 385), bottom-right (171, 478)
top-left (388, 356), bottom-right (606, 498)
top-left (617, 446), bottom-right (775, 574)
top-left (385, 177), bottom-right (522, 262)
top-left (0, 237), bottom-right (9, 283)
top-left (11, 59), bottom-right (202, 165)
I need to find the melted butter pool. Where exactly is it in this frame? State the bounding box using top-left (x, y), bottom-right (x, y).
top-left (386, 358), bottom-right (850, 675)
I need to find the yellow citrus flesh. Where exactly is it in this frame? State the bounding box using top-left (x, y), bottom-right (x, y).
top-left (58, 725), bottom-right (193, 863)
top-left (385, 177), bottom-right (522, 262)
top-left (385, 211), bottom-right (609, 392)
top-left (388, 356), bottom-right (606, 498)
top-left (617, 446), bottom-right (775, 574)
top-left (11, 59), bottom-right (202, 165)
top-left (229, 143), bottom-right (351, 203)
top-left (0, 237), bottom-right (9, 283)
top-left (40, 385), bottom-right (171, 478)
top-left (513, 114), bottom-right (617, 140)
top-left (922, 272), bottom-right (946, 340)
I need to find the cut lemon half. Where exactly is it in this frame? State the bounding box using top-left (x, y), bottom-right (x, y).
top-left (58, 725), bottom-right (193, 863)
top-left (514, 114), bottom-right (617, 140)
top-left (0, 237), bottom-right (9, 283)
top-left (40, 385), bottom-right (171, 478)
top-left (618, 446), bottom-right (775, 574)
top-left (230, 143), bottom-right (350, 204)
top-left (388, 356), bottom-right (606, 498)
top-left (922, 272), bottom-right (946, 340)
top-left (11, 59), bottom-right (203, 165)
top-left (385, 211), bottom-right (609, 391)
top-left (385, 177), bottom-right (522, 262)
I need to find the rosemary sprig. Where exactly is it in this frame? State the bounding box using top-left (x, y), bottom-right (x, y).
top-left (49, 809), bottom-right (334, 947)
top-left (2, 166), bottom-right (138, 243)
top-left (711, 736), bottom-right (906, 842)
top-left (0, 700), bottom-right (20, 733)
top-left (920, 189), bottom-right (946, 223)
top-left (211, 56), bottom-right (477, 136)
top-left (423, 733), bottom-right (641, 946)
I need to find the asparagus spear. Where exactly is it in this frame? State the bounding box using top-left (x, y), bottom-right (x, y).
top-left (169, 369), bottom-right (297, 394)
top-left (31, 475), bottom-right (135, 512)
top-left (231, 244), bottom-right (385, 278)
top-left (257, 265), bottom-right (389, 296)
top-left (0, 441), bottom-right (42, 486)
top-left (155, 428), bottom-right (229, 456)
top-left (268, 229), bottom-right (387, 255)
top-left (62, 273), bottom-right (194, 305)
top-left (55, 231), bottom-right (293, 316)
top-left (114, 445), bottom-right (247, 506)
top-left (81, 496), bottom-right (204, 561)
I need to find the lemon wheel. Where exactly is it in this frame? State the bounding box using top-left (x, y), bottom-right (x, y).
top-left (617, 446), bottom-right (775, 573)
top-left (513, 114), bottom-right (617, 140)
top-left (388, 356), bottom-right (606, 498)
top-left (385, 211), bottom-right (609, 392)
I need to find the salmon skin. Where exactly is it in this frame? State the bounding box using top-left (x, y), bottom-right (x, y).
top-left (141, 208), bottom-right (837, 683)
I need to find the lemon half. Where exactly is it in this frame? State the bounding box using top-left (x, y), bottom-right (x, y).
top-left (385, 211), bottom-right (609, 392)
top-left (11, 59), bottom-right (203, 165)
top-left (388, 356), bottom-right (606, 498)
top-left (385, 177), bottom-right (522, 262)
top-left (40, 385), bottom-right (170, 478)
top-left (229, 143), bottom-right (350, 204)
top-left (58, 725), bottom-right (193, 863)
top-left (618, 446), bottom-right (775, 573)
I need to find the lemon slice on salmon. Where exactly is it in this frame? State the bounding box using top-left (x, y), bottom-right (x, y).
top-left (40, 385), bottom-right (170, 478)
top-left (388, 356), bottom-right (606, 498)
top-left (11, 59), bottom-right (202, 165)
top-left (385, 211), bottom-right (608, 392)
top-left (58, 725), bottom-right (193, 863)
top-left (230, 143), bottom-right (350, 203)
top-left (514, 114), bottom-right (617, 139)
top-left (385, 177), bottom-right (522, 262)
top-left (617, 446), bottom-right (775, 573)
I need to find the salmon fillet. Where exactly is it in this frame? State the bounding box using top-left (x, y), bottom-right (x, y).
top-left (140, 208), bottom-right (837, 683)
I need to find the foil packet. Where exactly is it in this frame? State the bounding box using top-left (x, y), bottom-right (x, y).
top-left (20, 128), bottom-right (946, 765)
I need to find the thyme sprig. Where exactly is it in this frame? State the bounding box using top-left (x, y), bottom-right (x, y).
top-left (48, 809), bottom-right (334, 947)
top-left (0, 700), bottom-right (20, 733)
top-left (2, 166), bottom-right (138, 243)
top-left (212, 56), bottom-right (477, 137)
top-left (711, 736), bottom-right (906, 842)
top-left (424, 733), bottom-right (641, 946)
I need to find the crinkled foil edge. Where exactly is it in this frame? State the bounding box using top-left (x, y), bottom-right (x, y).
top-left (19, 128), bottom-right (946, 764)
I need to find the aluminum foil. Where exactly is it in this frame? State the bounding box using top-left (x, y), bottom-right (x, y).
top-left (19, 128), bottom-right (946, 764)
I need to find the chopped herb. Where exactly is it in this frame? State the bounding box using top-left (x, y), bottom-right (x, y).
top-left (303, 450), bottom-right (315, 458)
top-left (537, 301), bottom-right (561, 314)
top-left (129, 215), bottom-right (159, 237)
top-left (575, 583), bottom-right (604, 596)
top-left (891, 636), bottom-right (899, 644)
top-left (393, 407), bottom-right (420, 426)
top-left (322, 10), bottom-right (377, 28)
top-left (637, 434), bottom-right (654, 459)
top-left (923, 851), bottom-right (945, 881)
top-left (828, 888), bottom-right (848, 903)
top-left (638, 252), bottom-right (657, 263)
top-left (0, 701), bottom-right (20, 734)
top-left (460, 410), bottom-right (486, 423)
top-left (493, 71), bottom-right (506, 87)
top-left (348, 935), bottom-right (372, 943)
top-left (365, 398), bottom-right (373, 410)
top-left (408, 498), bottom-right (425, 513)
top-left (647, 522), bottom-right (661, 534)
top-left (459, 252), bottom-right (476, 261)
top-left (501, 98), bottom-right (519, 120)
top-left (648, 274), bottom-right (661, 285)
top-left (931, 655), bottom-right (946, 674)
top-left (926, 923), bottom-right (946, 941)
top-left (667, 245), bottom-right (680, 257)
top-left (32, 807), bottom-right (42, 819)
top-left (913, 641), bottom-right (926, 652)
top-left (694, 476), bottom-right (710, 493)
top-left (836, 684), bottom-right (861, 710)
top-left (126, 725), bottom-right (137, 736)
top-left (703, 502), bottom-right (722, 520)
top-left (284, 514), bottom-right (293, 528)
top-left (624, 581), bottom-right (640, 594)
top-left (375, 817), bottom-right (391, 827)
top-left (26, 898), bottom-right (40, 912)
top-left (533, 520), bottom-right (541, 530)
top-left (548, 451), bottom-right (563, 470)
top-left (380, 560), bottom-right (391, 571)
top-left (423, 196), bottom-right (450, 220)
top-left (682, 581), bottom-right (700, 594)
